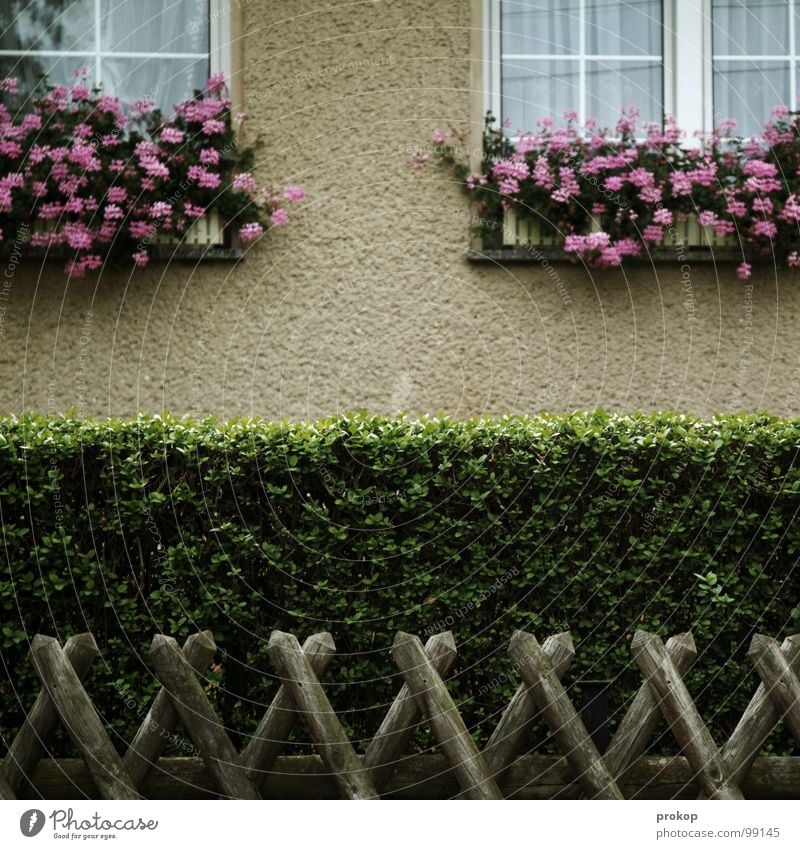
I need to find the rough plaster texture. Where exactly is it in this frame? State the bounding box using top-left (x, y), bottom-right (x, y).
top-left (2, 0), bottom-right (800, 419)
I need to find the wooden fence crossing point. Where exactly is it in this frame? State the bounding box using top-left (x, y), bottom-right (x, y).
top-left (29, 634), bottom-right (140, 800)
top-left (268, 630), bottom-right (378, 800)
top-left (364, 631), bottom-right (457, 792)
top-left (123, 631), bottom-right (216, 788)
top-left (3, 632), bottom-right (97, 796)
top-left (631, 630), bottom-right (744, 800)
top-left (719, 634), bottom-right (800, 789)
top-left (483, 630), bottom-right (574, 778)
top-left (604, 632), bottom-right (697, 781)
top-left (748, 634), bottom-right (800, 743)
top-left (242, 631), bottom-right (336, 789)
top-left (149, 634), bottom-right (260, 799)
top-left (392, 632), bottom-right (503, 800)
top-left (508, 630), bottom-right (624, 799)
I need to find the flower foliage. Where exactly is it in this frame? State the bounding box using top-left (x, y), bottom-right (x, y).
top-left (0, 71), bottom-right (304, 277)
top-left (430, 109), bottom-right (800, 277)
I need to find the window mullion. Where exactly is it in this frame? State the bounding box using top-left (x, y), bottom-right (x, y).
top-left (579, 0), bottom-right (586, 123)
top-left (94, 0), bottom-right (101, 85)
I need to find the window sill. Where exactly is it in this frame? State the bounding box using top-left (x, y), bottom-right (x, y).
top-left (468, 246), bottom-right (746, 264)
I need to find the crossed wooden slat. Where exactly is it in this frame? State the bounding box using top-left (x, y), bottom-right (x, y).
top-left (3, 626), bottom-right (800, 800)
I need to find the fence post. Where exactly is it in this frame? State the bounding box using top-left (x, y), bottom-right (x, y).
top-left (364, 631), bottom-right (457, 792)
top-left (243, 632), bottom-right (336, 789)
top-left (3, 632), bottom-right (98, 795)
top-left (29, 635), bottom-right (140, 800)
top-left (483, 631), bottom-right (574, 777)
top-left (123, 631), bottom-right (216, 787)
top-left (392, 632), bottom-right (503, 800)
top-left (268, 630), bottom-right (378, 800)
top-left (508, 630), bottom-right (623, 799)
top-left (631, 631), bottom-right (743, 800)
top-left (604, 632), bottom-right (696, 781)
top-left (748, 635), bottom-right (800, 743)
top-left (149, 635), bottom-right (260, 799)
top-left (720, 634), bottom-right (800, 788)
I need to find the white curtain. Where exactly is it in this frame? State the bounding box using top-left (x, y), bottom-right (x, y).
top-left (501, 1), bottom-right (662, 131)
top-left (712, 0), bottom-right (791, 136)
top-left (0, 0), bottom-right (210, 116)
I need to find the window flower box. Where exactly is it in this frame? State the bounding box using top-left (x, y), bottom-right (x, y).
top-left (502, 210), bottom-right (738, 250)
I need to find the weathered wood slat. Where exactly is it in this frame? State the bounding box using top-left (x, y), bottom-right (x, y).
top-left (483, 630), bottom-right (574, 778)
top-left (604, 632), bottom-right (696, 780)
top-left (364, 631), bottom-right (457, 791)
top-left (3, 632), bottom-right (98, 795)
top-left (0, 765), bottom-right (16, 800)
top-left (631, 630), bottom-right (743, 800)
top-left (11, 754), bottom-right (799, 801)
top-left (29, 635), bottom-right (140, 800)
top-left (149, 634), bottom-right (259, 799)
top-left (268, 630), bottom-right (378, 800)
top-left (392, 632), bottom-right (503, 800)
top-left (719, 634), bottom-right (800, 788)
top-left (242, 632), bottom-right (336, 788)
top-left (748, 634), bottom-right (800, 743)
top-left (509, 630), bottom-right (623, 799)
top-left (123, 631), bottom-right (216, 787)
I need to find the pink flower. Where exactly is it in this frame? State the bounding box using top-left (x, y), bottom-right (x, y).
top-left (1, 77), bottom-right (19, 93)
top-left (239, 222), bottom-right (264, 241)
top-left (284, 185), bottom-right (305, 203)
top-left (107, 187), bottom-right (127, 203)
top-left (643, 224), bottom-right (664, 243)
top-left (788, 251), bottom-right (800, 268)
top-left (737, 262), bottom-right (752, 280)
top-left (132, 250), bottom-right (149, 268)
top-left (150, 201), bottom-right (172, 220)
top-left (271, 208), bottom-right (289, 227)
top-left (233, 172), bottom-right (257, 192)
top-left (199, 148), bottom-right (220, 165)
top-left (160, 127), bottom-right (185, 144)
top-left (64, 222), bottom-right (92, 250)
top-left (103, 204), bottom-right (124, 220)
top-left (653, 208), bottom-right (673, 226)
top-left (235, 112), bottom-right (247, 125)
top-left (130, 221), bottom-right (154, 238)
top-left (184, 203), bottom-right (206, 217)
top-left (139, 155), bottom-right (169, 178)
top-left (202, 119), bottom-right (226, 136)
top-left (206, 72), bottom-right (227, 94)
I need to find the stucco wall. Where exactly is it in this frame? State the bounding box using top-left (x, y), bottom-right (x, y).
top-left (2, 0), bottom-right (799, 419)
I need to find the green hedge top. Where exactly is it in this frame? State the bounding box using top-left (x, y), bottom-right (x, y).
top-left (1, 412), bottom-right (799, 756)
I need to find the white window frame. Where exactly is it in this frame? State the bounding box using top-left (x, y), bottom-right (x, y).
top-left (0, 0), bottom-right (232, 104)
top-left (484, 0), bottom-right (715, 138)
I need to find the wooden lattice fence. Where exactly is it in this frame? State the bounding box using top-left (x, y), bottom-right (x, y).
top-left (1, 628), bottom-right (799, 800)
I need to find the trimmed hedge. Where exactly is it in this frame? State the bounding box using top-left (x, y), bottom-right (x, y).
top-left (1, 412), bottom-right (799, 757)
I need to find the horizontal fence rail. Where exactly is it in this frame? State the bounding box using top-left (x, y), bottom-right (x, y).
top-left (2, 628), bottom-right (799, 800)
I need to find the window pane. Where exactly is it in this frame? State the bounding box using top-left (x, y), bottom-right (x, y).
top-left (586, 60), bottom-right (662, 127)
top-left (713, 60), bottom-right (789, 136)
top-left (501, 1), bottom-right (579, 55)
top-left (0, 0), bottom-right (94, 52)
top-left (0, 55), bottom-right (87, 100)
top-left (587, 0), bottom-right (661, 56)
top-left (101, 56), bottom-right (208, 114)
top-left (712, 0), bottom-right (788, 56)
top-left (502, 59), bottom-right (580, 130)
top-left (100, 0), bottom-right (208, 55)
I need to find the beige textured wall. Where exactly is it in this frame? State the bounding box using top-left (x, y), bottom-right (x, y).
top-left (2, 0), bottom-right (800, 419)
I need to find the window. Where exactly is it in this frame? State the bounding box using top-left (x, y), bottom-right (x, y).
top-left (486, 1), bottom-right (800, 137)
top-left (0, 0), bottom-right (231, 114)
